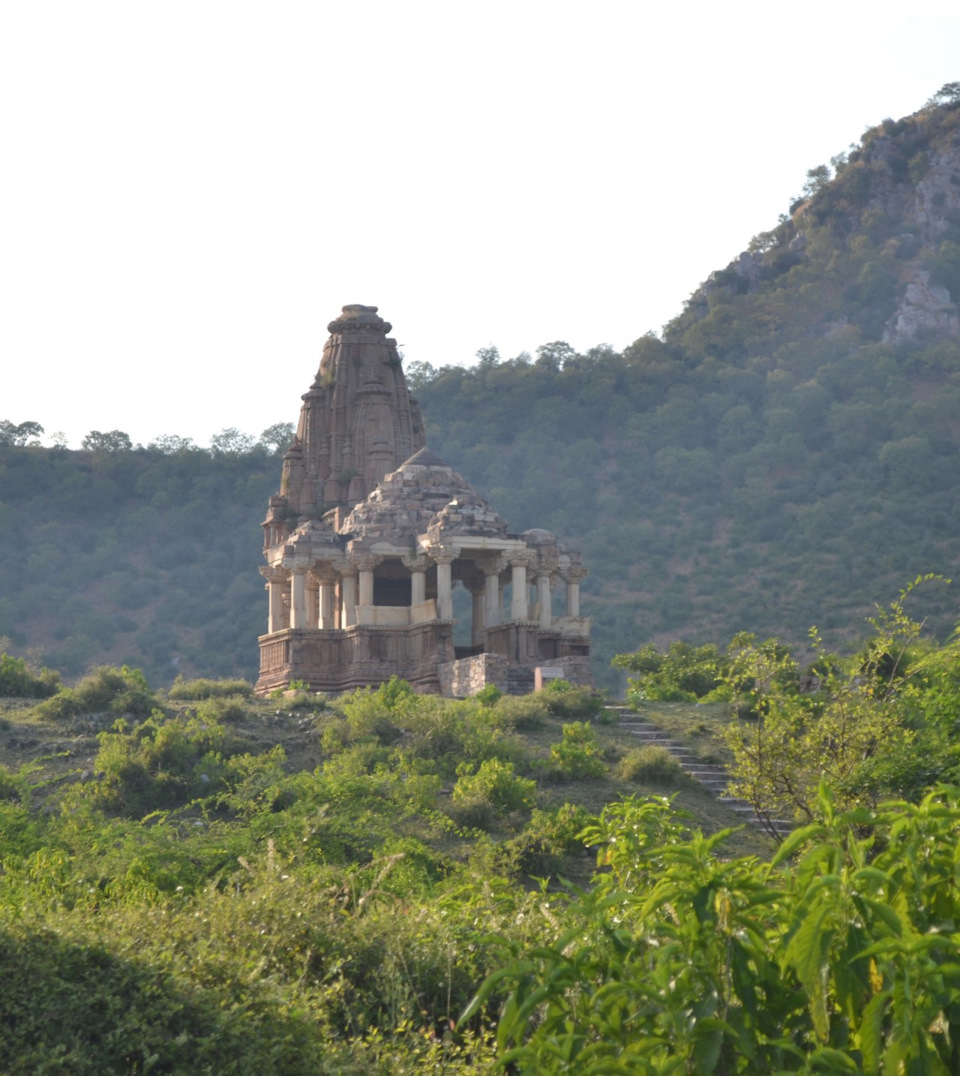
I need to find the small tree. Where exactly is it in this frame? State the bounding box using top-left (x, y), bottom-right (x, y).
top-left (258, 422), bottom-right (296, 455)
top-left (723, 578), bottom-right (947, 834)
top-left (612, 641), bottom-right (727, 703)
top-left (928, 81), bottom-right (960, 108)
top-left (802, 163), bottom-right (831, 199)
top-left (0, 420), bottom-right (44, 447)
top-left (81, 429), bottom-right (133, 453)
top-left (148, 433), bottom-right (197, 455)
top-left (209, 427), bottom-right (256, 455)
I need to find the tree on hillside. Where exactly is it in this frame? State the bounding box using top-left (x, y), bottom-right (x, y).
top-left (723, 578), bottom-right (953, 834)
top-left (81, 430), bottom-right (134, 453)
top-left (148, 434), bottom-right (198, 455)
top-left (928, 81), bottom-right (960, 108)
top-left (209, 428), bottom-right (256, 455)
top-left (257, 422), bottom-right (295, 455)
top-left (0, 420), bottom-right (43, 447)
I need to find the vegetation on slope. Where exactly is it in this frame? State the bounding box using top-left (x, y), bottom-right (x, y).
top-left (5, 590), bottom-right (960, 1071)
top-left (0, 667), bottom-right (770, 1072)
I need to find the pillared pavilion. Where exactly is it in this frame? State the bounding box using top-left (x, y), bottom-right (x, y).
top-left (255, 305), bottom-right (590, 696)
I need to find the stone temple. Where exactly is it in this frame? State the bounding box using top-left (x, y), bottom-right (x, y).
top-left (255, 305), bottom-right (591, 696)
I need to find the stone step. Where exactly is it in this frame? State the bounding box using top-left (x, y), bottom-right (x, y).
top-left (614, 714), bottom-right (794, 838)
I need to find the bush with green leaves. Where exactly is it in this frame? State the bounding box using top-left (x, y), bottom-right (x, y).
top-left (490, 692), bottom-right (549, 730)
top-left (33, 664), bottom-right (157, 721)
top-left (0, 652), bottom-right (60, 698)
top-left (452, 758), bottom-right (536, 816)
top-left (612, 641), bottom-right (727, 703)
top-left (474, 683), bottom-right (503, 707)
top-left (333, 679), bottom-right (411, 744)
top-left (723, 579), bottom-right (956, 829)
top-left (167, 675), bottom-right (253, 700)
top-left (194, 693), bottom-right (248, 724)
top-left (467, 786), bottom-right (960, 1073)
top-left (616, 744), bottom-right (684, 783)
top-left (503, 803), bottom-right (591, 877)
top-left (71, 709), bottom-right (228, 815)
top-left (539, 678), bottom-right (605, 718)
top-left (549, 721), bottom-right (606, 779)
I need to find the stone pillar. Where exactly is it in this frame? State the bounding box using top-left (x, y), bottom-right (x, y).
top-left (536, 571), bottom-right (553, 630)
top-left (430, 544), bottom-right (458, 621)
top-left (510, 557), bottom-right (531, 621)
top-left (403, 554), bottom-right (430, 606)
top-left (306, 574), bottom-right (319, 628)
top-left (261, 567), bottom-right (287, 634)
top-left (289, 568), bottom-right (308, 629)
top-left (339, 567), bottom-right (358, 628)
top-left (318, 578), bottom-right (335, 629)
top-left (483, 565), bottom-right (502, 628)
top-left (471, 587), bottom-right (485, 646)
top-left (564, 566), bottom-right (588, 618)
top-left (355, 555), bottom-right (379, 609)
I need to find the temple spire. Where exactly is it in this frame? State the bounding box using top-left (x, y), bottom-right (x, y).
top-left (289, 304), bottom-right (425, 515)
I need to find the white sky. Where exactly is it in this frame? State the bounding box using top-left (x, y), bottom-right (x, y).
top-left (2, 1), bottom-right (958, 449)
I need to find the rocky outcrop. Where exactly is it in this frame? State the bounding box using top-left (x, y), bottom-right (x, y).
top-left (883, 268), bottom-right (960, 343)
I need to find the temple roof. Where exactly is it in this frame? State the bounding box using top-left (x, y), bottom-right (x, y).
top-left (341, 447), bottom-right (510, 545)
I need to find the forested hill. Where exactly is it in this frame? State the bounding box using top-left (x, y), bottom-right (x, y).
top-left (4, 90), bottom-right (960, 688)
top-left (410, 88), bottom-right (960, 675)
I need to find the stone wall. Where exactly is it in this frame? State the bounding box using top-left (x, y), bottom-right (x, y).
top-left (437, 653), bottom-right (593, 697)
top-left (538, 655), bottom-right (593, 688)
top-left (438, 653), bottom-right (512, 697)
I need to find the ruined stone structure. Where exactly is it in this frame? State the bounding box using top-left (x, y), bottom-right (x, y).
top-left (255, 305), bottom-right (591, 696)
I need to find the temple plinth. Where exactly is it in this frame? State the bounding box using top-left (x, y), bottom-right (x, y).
top-left (256, 305), bottom-right (591, 696)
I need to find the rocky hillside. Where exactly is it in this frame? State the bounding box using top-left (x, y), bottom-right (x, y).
top-left (673, 89), bottom-right (960, 352)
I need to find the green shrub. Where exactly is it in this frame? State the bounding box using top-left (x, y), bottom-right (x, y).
top-left (475, 683), bottom-right (504, 707)
top-left (0, 925), bottom-right (325, 1073)
top-left (195, 694), bottom-right (248, 724)
top-left (549, 722), bottom-right (606, 779)
top-left (35, 665), bottom-right (157, 721)
top-left (271, 687), bottom-right (327, 713)
top-left (318, 715), bottom-right (350, 755)
top-left (323, 741), bottom-right (391, 777)
top-left (616, 745), bottom-right (684, 783)
top-left (0, 653), bottom-right (60, 698)
top-left (613, 642), bottom-right (727, 703)
top-left (73, 709), bottom-right (227, 815)
top-left (449, 758), bottom-right (537, 828)
top-left (540, 679), bottom-right (604, 719)
top-left (33, 688), bottom-right (81, 721)
top-left (334, 686), bottom-right (405, 744)
top-left (167, 675), bottom-right (254, 700)
top-left (491, 693), bottom-right (549, 731)
top-left (452, 758), bottom-right (536, 815)
top-left (505, 803), bottom-right (591, 877)
top-left (0, 764), bottom-right (28, 806)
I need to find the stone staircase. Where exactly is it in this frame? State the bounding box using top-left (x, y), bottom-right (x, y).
top-left (605, 705), bottom-right (793, 841)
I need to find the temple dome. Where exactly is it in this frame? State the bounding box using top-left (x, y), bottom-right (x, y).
top-left (341, 447), bottom-right (509, 543)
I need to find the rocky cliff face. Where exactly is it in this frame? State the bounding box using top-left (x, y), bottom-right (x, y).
top-left (676, 101), bottom-right (960, 349)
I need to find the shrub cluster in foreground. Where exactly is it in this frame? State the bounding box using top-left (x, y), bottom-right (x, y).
top-left (5, 646), bottom-right (960, 1071)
